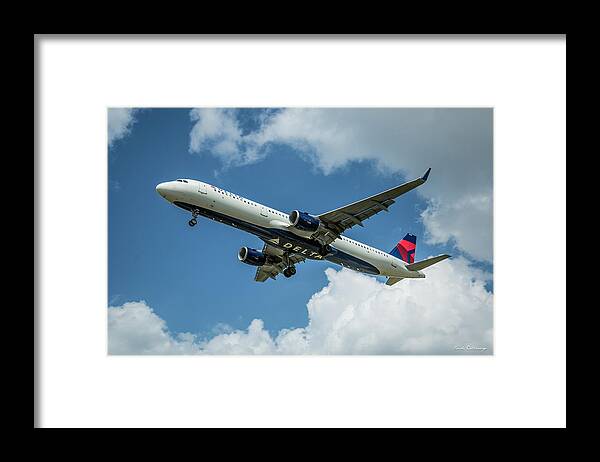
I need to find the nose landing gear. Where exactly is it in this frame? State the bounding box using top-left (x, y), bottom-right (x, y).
top-left (188, 208), bottom-right (200, 227)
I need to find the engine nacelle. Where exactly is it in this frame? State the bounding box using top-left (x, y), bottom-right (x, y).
top-left (238, 247), bottom-right (267, 266)
top-left (289, 210), bottom-right (321, 232)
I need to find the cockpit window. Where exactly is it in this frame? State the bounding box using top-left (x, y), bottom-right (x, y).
top-left (176, 179), bottom-right (189, 183)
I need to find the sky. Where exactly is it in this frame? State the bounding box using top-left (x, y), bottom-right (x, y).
top-left (108, 108), bottom-right (493, 355)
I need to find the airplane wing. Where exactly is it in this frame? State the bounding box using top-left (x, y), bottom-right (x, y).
top-left (313, 168), bottom-right (431, 245)
top-left (254, 242), bottom-right (306, 282)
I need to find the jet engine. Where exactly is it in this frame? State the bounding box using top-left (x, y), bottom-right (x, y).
top-left (238, 247), bottom-right (267, 266)
top-left (288, 210), bottom-right (321, 232)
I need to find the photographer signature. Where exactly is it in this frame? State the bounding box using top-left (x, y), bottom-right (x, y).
top-left (454, 344), bottom-right (488, 352)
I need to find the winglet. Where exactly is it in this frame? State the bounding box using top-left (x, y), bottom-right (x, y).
top-left (422, 167), bottom-right (431, 182)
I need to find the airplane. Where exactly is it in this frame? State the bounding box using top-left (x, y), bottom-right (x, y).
top-left (155, 168), bottom-right (450, 285)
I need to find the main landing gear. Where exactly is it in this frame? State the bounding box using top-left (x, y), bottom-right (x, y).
top-left (188, 208), bottom-right (200, 227)
top-left (283, 266), bottom-right (297, 278)
top-left (318, 244), bottom-right (332, 256)
top-left (282, 252), bottom-right (297, 278)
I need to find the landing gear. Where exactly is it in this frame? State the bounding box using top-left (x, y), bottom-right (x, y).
top-left (283, 266), bottom-right (297, 278)
top-left (318, 245), bottom-right (332, 256)
top-left (188, 209), bottom-right (200, 227)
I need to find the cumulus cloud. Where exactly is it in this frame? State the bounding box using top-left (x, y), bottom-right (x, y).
top-left (188, 108), bottom-right (493, 262)
top-left (108, 301), bottom-right (200, 354)
top-left (189, 108), bottom-right (264, 166)
top-left (421, 195), bottom-right (493, 263)
top-left (108, 108), bottom-right (139, 146)
top-left (108, 258), bottom-right (492, 355)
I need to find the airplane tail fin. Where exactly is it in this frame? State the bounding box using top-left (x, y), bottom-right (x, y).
top-left (389, 233), bottom-right (451, 272)
top-left (389, 233), bottom-right (417, 264)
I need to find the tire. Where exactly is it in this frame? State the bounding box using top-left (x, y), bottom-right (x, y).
top-left (289, 266), bottom-right (296, 275)
top-left (319, 245), bottom-right (331, 256)
top-left (283, 268), bottom-right (292, 278)
top-left (188, 219), bottom-right (197, 227)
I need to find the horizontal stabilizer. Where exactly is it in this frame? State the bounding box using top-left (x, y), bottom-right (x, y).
top-left (386, 277), bottom-right (404, 286)
top-left (406, 254), bottom-right (451, 272)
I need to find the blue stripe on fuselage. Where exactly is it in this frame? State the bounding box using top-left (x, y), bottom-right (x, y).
top-left (173, 202), bottom-right (380, 275)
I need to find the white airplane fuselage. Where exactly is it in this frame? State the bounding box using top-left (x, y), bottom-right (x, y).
top-left (156, 179), bottom-right (425, 280)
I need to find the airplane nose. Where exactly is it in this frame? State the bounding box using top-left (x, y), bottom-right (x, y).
top-left (156, 183), bottom-right (168, 198)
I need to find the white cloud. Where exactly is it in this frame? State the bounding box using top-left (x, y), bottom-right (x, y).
top-left (200, 319), bottom-right (277, 354)
top-left (108, 258), bottom-right (492, 355)
top-left (188, 108), bottom-right (493, 262)
top-left (108, 301), bottom-right (200, 354)
top-left (189, 109), bottom-right (262, 166)
top-left (108, 108), bottom-right (139, 146)
top-left (421, 195), bottom-right (493, 262)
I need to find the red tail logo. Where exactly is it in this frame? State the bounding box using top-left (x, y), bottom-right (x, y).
top-left (389, 233), bottom-right (417, 264)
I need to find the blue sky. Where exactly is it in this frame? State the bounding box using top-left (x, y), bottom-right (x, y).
top-left (108, 108), bottom-right (493, 354)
